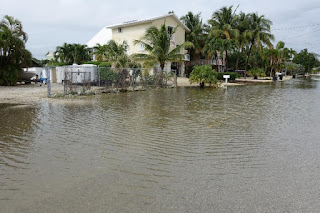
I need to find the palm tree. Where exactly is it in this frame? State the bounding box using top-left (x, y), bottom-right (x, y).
top-left (92, 44), bottom-right (109, 61)
top-left (263, 41), bottom-right (286, 78)
top-left (54, 43), bottom-right (74, 64)
top-left (54, 43), bottom-right (90, 64)
top-left (132, 23), bottom-right (193, 71)
top-left (244, 13), bottom-right (274, 71)
top-left (180, 12), bottom-right (205, 60)
top-left (234, 12), bottom-right (250, 70)
top-left (105, 40), bottom-right (128, 62)
top-left (92, 40), bottom-right (128, 63)
top-left (73, 44), bottom-right (90, 64)
top-left (287, 48), bottom-right (297, 61)
top-left (274, 41), bottom-right (286, 75)
top-left (0, 15), bottom-right (31, 85)
top-left (204, 36), bottom-right (221, 71)
top-left (208, 6), bottom-right (239, 71)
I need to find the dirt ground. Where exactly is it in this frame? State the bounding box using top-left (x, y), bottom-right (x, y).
top-left (0, 83), bottom-right (65, 105)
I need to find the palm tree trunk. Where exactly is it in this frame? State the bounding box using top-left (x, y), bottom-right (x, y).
top-left (225, 50), bottom-right (228, 72)
top-left (214, 54), bottom-right (218, 72)
top-left (236, 48), bottom-right (240, 71)
top-left (270, 60), bottom-right (273, 78)
top-left (160, 63), bottom-right (165, 71)
top-left (245, 41), bottom-right (254, 71)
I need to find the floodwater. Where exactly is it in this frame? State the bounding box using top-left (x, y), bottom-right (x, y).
top-left (1, 77), bottom-right (320, 212)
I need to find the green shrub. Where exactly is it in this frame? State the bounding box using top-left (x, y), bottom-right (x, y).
top-left (0, 65), bottom-right (22, 86)
top-left (82, 61), bottom-right (100, 65)
top-left (312, 68), bottom-right (320, 74)
top-left (82, 61), bottom-right (112, 67)
top-left (99, 62), bottom-right (112, 67)
top-left (248, 68), bottom-right (266, 77)
top-left (99, 67), bottom-right (119, 86)
top-left (190, 65), bottom-right (217, 87)
top-left (48, 61), bottom-right (69, 66)
top-left (215, 72), bottom-right (240, 81)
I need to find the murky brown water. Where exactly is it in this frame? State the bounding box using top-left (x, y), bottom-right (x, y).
top-left (1, 77), bottom-right (320, 212)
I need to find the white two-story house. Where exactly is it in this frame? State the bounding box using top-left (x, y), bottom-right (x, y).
top-left (87, 13), bottom-right (190, 76)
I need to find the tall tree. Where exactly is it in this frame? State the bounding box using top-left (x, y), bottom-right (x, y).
top-left (180, 12), bottom-right (205, 60)
top-left (0, 15), bottom-right (32, 85)
top-left (293, 49), bottom-right (320, 73)
top-left (105, 40), bottom-right (128, 62)
top-left (54, 43), bottom-right (91, 65)
top-left (54, 43), bottom-right (74, 64)
top-left (244, 13), bottom-right (274, 71)
top-left (132, 23), bottom-right (193, 70)
top-left (204, 36), bottom-right (221, 71)
top-left (208, 6), bottom-right (239, 70)
top-left (234, 12), bottom-right (250, 70)
top-left (73, 44), bottom-right (91, 64)
top-left (92, 44), bottom-right (109, 61)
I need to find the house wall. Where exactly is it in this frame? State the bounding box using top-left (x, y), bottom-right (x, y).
top-left (152, 16), bottom-right (186, 51)
top-left (110, 16), bottom-right (187, 76)
top-left (111, 22), bottom-right (152, 55)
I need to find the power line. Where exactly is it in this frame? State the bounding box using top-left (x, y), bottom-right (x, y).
top-left (272, 23), bottom-right (320, 31)
top-left (280, 28), bottom-right (320, 40)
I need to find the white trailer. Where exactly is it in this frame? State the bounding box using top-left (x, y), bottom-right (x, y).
top-left (56, 64), bottom-right (98, 84)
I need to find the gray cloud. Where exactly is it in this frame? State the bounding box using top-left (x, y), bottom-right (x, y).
top-left (1, 0), bottom-right (320, 58)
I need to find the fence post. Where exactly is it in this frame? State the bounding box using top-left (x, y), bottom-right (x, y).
top-left (98, 65), bottom-right (100, 94)
top-left (46, 65), bottom-right (51, 97)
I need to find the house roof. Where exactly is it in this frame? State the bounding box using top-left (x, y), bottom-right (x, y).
top-left (87, 27), bottom-right (112, 48)
top-left (106, 14), bottom-right (190, 32)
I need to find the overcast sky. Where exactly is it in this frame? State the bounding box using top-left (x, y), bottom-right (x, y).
top-left (1, 0), bottom-right (320, 59)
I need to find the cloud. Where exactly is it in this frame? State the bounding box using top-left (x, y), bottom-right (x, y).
top-left (1, 0), bottom-right (320, 58)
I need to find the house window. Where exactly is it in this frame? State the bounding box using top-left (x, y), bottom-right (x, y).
top-left (212, 56), bottom-right (216, 65)
top-left (137, 43), bottom-right (144, 52)
top-left (168, 26), bottom-right (174, 41)
top-left (124, 40), bottom-right (129, 51)
top-left (118, 28), bottom-right (122, 33)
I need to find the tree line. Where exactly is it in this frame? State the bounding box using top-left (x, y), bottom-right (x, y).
top-left (1, 6), bottom-right (320, 85)
top-left (180, 6), bottom-right (320, 76)
top-left (52, 6), bottom-right (320, 77)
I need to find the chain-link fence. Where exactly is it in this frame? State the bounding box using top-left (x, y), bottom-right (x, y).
top-left (63, 71), bottom-right (91, 94)
top-left (46, 65), bottom-right (176, 96)
top-left (98, 67), bottom-right (175, 89)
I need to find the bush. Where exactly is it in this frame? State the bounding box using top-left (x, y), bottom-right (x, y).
top-left (82, 61), bottom-right (100, 65)
top-left (99, 67), bottom-right (119, 86)
top-left (82, 61), bottom-right (112, 67)
top-left (99, 62), bottom-right (112, 67)
top-left (0, 65), bottom-right (22, 86)
top-left (190, 65), bottom-right (217, 87)
top-left (215, 72), bottom-right (240, 81)
top-left (48, 61), bottom-right (69, 66)
top-left (312, 68), bottom-right (320, 74)
top-left (248, 68), bottom-right (266, 78)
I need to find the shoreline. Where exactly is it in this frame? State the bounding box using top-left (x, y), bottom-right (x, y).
top-left (235, 75), bottom-right (293, 83)
top-left (0, 76), bottom-right (293, 105)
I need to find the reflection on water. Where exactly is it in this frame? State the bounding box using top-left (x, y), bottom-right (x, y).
top-left (1, 78), bottom-right (320, 212)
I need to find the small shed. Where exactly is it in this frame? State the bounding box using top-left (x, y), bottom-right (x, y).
top-left (56, 64), bottom-right (98, 84)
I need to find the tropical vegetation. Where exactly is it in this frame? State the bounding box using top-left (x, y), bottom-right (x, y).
top-left (182, 7), bottom-right (319, 82)
top-left (54, 43), bottom-right (91, 65)
top-left (48, 6), bottom-right (319, 84)
top-left (3, 5), bottom-right (319, 87)
top-left (0, 15), bottom-right (32, 85)
top-left (132, 23), bottom-right (193, 70)
top-left (189, 65), bottom-right (217, 87)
